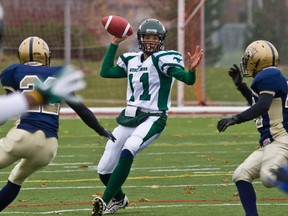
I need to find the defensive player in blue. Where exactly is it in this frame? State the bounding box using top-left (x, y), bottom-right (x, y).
top-left (0, 65), bottom-right (86, 124)
top-left (217, 40), bottom-right (288, 216)
top-left (0, 36), bottom-right (115, 212)
top-left (91, 19), bottom-right (203, 216)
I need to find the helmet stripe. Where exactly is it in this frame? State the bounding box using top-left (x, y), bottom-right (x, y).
top-left (264, 40), bottom-right (276, 66)
top-left (29, 37), bottom-right (34, 62)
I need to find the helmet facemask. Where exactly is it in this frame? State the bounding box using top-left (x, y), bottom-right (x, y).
top-left (138, 34), bottom-right (165, 55)
top-left (137, 19), bottom-right (167, 55)
top-left (240, 40), bottom-right (279, 78)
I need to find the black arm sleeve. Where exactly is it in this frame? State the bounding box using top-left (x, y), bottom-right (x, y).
top-left (236, 93), bottom-right (274, 123)
top-left (237, 82), bottom-right (253, 106)
top-left (66, 101), bottom-right (105, 134)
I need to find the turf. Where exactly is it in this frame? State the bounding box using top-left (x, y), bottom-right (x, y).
top-left (0, 117), bottom-right (287, 216)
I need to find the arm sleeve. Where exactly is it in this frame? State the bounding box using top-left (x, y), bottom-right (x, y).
top-left (237, 82), bottom-right (253, 106)
top-left (167, 67), bottom-right (196, 85)
top-left (236, 93), bottom-right (274, 123)
top-left (0, 93), bottom-right (28, 124)
top-left (100, 43), bottom-right (127, 78)
top-left (66, 101), bottom-right (105, 134)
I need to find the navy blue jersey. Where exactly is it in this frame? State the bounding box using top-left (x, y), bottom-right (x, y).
top-left (251, 67), bottom-right (288, 145)
top-left (0, 64), bottom-right (64, 138)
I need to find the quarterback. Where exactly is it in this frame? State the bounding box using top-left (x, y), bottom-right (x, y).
top-left (91, 19), bottom-right (203, 216)
top-left (217, 40), bottom-right (288, 216)
top-left (0, 36), bottom-right (115, 212)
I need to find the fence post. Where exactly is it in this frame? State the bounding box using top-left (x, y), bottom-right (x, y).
top-left (64, 0), bottom-right (71, 65)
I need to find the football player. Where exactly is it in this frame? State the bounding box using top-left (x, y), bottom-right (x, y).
top-left (0, 65), bottom-right (85, 124)
top-left (0, 36), bottom-right (115, 212)
top-left (91, 19), bottom-right (203, 216)
top-left (217, 40), bottom-right (288, 216)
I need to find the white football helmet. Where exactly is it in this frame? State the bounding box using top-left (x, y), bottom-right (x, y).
top-left (240, 40), bottom-right (279, 77)
top-left (18, 36), bottom-right (51, 66)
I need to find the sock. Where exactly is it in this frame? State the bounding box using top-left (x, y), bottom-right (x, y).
top-left (99, 173), bottom-right (125, 201)
top-left (235, 180), bottom-right (258, 216)
top-left (102, 149), bottom-right (133, 204)
top-left (0, 181), bottom-right (21, 211)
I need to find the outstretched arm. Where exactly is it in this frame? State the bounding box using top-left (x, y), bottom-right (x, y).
top-left (168, 46), bottom-right (203, 85)
top-left (217, 93), bottom-right (273, 132)
top-left (67, 101), bottom-right (116, 142)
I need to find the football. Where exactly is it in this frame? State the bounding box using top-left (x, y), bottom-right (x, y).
top-left (101, 15), bottom-right (133, 38)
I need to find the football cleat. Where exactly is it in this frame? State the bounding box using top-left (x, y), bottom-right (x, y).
top-left (91, 196), bottom-right (107, 216)
top-left (103, 195), bottom-right (129, 214)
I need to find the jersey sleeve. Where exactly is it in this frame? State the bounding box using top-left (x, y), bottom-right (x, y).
top-left (100, 44), bottom-right (127, 78)
top-left (116, 52), bottom-right (138, 72)
top-left (155, 51), bottom-right (185, 75)
top-left (251, 69), bottom-right (283, 96)
top-left (0, 64), bottom-right (20, 92)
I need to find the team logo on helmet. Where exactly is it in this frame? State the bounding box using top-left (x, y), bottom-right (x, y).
top-left (240, 40), bottom-right (279, 77)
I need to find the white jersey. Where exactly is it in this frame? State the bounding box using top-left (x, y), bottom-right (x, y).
top-left (117, 50), bottom-right (184, 111)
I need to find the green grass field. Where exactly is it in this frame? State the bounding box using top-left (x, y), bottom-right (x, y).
top-left (0, 117), bottom-right (287, 216)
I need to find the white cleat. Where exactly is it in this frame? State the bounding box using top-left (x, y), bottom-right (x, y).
top-left (103, 195), bottom-right (129, 214)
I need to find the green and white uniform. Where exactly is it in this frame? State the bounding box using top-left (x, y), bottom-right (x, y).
top-left (98, 43), bottom-right (196, 174)
top-left (118, 50), bottom-right (184, 111)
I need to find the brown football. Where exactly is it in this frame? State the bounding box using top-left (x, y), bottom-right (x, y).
top-left (101, 15), bottom-right (133, 38)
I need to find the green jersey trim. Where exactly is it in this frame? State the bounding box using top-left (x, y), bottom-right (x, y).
top-left (151, 55), bottom-right (173, 110)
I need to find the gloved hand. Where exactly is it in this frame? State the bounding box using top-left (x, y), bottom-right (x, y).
top-left (228, 64), bottom-right (243, 88)
top-left (36, 65), bottom-right (86, 104)
top-left (99, 129), bottom-right (116, 142)
top-left (273, 166), bottom-right (288, 193)
top-left (217, 115), bottom-right (239, 132)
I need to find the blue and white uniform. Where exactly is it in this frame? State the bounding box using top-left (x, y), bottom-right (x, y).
top-left (251, 67), bottom-right (288, 146)
top-left (1, 63), bottom-right (63, 137)
top-left (0, 63), bottom-right (106, 186)
top-left (233, 67), bottom-right (288, 187)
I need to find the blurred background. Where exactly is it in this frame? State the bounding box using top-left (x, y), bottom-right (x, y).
top-left (0, 0), bottom-right (287, 107)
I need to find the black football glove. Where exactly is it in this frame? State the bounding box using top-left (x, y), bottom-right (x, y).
top-left (228, 64), bottom-right (243, 88)
top-left (99, 129), bottom-right (116, 142)
top-left (217, 115), bottom-right (239, 132)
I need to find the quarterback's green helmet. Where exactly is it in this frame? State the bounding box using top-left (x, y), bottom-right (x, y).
top-left (137, 19), bottom-right (167, 54)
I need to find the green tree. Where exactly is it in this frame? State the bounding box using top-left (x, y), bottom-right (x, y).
top-left (245, 0), bottom-right (288, 64)
top-left (204, 0), bottom-right (223, 66)
top-left (147, 0), bottom-right (223, 66)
